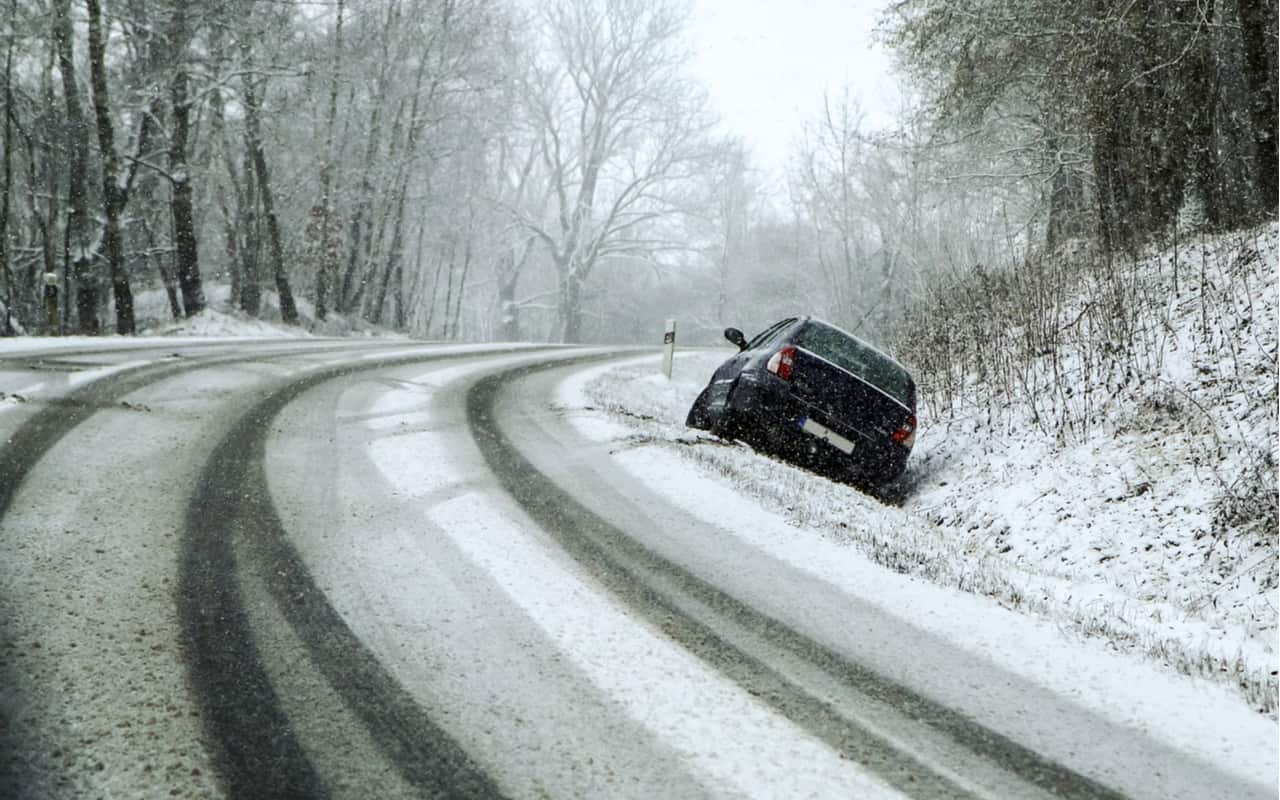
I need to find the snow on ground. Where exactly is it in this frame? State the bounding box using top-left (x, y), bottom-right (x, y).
top-left (1, 285), bottom-right (312, 351)
top-left (0, 283), bottom-right (409, 416)
top-left (559, 350), bottom-right (1277, 784)
top-left (133, 282), bottom-right (405, 339)
top-left (904, 223), bottom-right (1279, 711)
top-left (140, 304), bottom-right (310, 338)
top-left (0, 280), bottom-right (407, 343)
top-left (0, 281), bottom-right (415, 361)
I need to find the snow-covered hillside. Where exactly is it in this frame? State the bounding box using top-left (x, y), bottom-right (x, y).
top-left (904, 223), bottom-right (1278, 712)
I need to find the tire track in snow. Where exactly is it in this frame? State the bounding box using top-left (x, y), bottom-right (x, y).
top-left (0, 358), bottom-right (191, 515)
top-left (467, 362), bottom-right (1131, 800)
top-left (0, 341), bottom-right (515, 797)
top-left (0, 355), bottom-right (208, 796)
top-left (180, 346), bottom-right (578, 798)
top-left (0, 340), bottom-right (410, 518)
top-left (0, 341), bottom-right (402, 796)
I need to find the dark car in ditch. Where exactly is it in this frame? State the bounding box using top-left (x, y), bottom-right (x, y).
top-left (686, 317), bottom-right (917, 483)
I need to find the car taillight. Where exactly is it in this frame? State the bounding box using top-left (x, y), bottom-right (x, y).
top-left (892, 414), bottom-right (916, 448)
top-left (766, 346), bottom-right (796, 380)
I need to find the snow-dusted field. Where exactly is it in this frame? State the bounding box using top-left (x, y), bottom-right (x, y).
top-left (907, 223), bottom-right (1279, 710)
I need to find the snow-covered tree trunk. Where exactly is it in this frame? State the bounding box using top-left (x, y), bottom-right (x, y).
top-left (314, 0), bottom-right (344, 322)
top-left (52, 0), bottom-right (97, 334)
top-left (166, 1), bottom-right (204, 318)
top-left (557, 260), bottom-right (584, 343)
top-left (85, 0), bottom-right (137, 335)
top-left (237, 152), bottom-right (262, 317)
top-left (1, 0), bottom-right (13, 335)
top-left (239, 41), bottom-right (297, 325)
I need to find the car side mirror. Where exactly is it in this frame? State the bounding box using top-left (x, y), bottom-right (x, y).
top-left (724, 327), bottom-right (748, 351)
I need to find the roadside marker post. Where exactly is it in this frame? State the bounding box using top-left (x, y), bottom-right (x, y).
top-left (43, 272), bottom-right (59, 335)
top-left (661, 318), bottom-right (676, 379)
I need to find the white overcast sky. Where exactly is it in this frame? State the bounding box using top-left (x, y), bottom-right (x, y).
top-left (687, 0), bottom-right (900, 175)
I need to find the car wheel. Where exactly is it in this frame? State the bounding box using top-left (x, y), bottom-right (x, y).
top-left (685, 386), bottom-right (714, 429)
top-left (711, 381), bottom-right (746, 441)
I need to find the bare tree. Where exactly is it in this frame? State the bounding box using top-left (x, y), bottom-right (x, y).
top-left (52, 0), bottom-right (96, 333)
top-left (1, 0), bottom-right (15, 334)
top-left (706, 138), bottom-right (754, 328)
top-left (491, 132), bottom-right (542, 341)
top-left (1234, 0), bottom-right (1278, 211)
top-left (366, 23), bottom-right (435, 326)
top-left (205, 19), bottom-right (256, 315)
top-left (519, 0), bottom-right (712, 342)
top-left (165, 0), bottom-right (204, 317)
top-left (313, 0), bottom-right (345, 321)
top-left (791, 90), bottom-right (872, 326)
top-left (337, 1), bottom-right (405, 316)
top-left (238, 25), bottom-right (298, 325)
top-left (885, 0), bottom-right (1276, 249)
top-left (84, 0), bottom-right (144, 334)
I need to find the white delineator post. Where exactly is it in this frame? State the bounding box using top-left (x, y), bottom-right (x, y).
top-left (661, 318), bottom-right (677, 379)
top-left (44, 272), bottom-right (59, 334)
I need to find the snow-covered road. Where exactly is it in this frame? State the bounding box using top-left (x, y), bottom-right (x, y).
top-left (0, 340), bottom-right (1272, 799)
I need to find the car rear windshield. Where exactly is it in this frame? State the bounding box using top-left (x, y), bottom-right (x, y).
top-left (795, 323), bottom-right (915, 408)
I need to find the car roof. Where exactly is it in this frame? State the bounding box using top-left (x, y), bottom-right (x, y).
top-left (797, 316), bottom-right (912, 377)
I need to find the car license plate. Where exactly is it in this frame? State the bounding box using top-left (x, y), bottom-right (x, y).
top-left (799, 417), bottom-right (855, 454)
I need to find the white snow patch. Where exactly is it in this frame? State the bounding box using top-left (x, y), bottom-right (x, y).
top-left (610, 444), bottom-right (1278, 788)
top-left (65, 359), bottom-right (154, 389)
top-left (141, 306), bottom-right (311, 339)
top-left (426, 491), bottom-right (905, 800)
top-left (894, 223), bottom-right (1279, 708)
top-left (555, 354), bottom-right (661, 440)
top-left (0, 381), bottom-right (42, 414)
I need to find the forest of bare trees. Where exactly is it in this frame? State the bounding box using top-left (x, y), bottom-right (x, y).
top-left (0, 0), bottom-right (1275, 343)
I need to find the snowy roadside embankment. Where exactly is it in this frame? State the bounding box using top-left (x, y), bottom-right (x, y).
top-left (567, 224), bottom-right (1277, 717)
top-left (557, 353), bottom-right (1276, 786)
top-left (901, 222), bottom-right (1278, 713)
top-left (129, 281), bottom-right (403, 339)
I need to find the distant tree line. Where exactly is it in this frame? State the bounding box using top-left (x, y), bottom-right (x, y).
top-left (0, 0), bottom-right (1274, 343)
top-left (0, 0), bottom-right (720, 341)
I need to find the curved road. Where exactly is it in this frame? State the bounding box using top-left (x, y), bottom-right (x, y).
top-left (0, 340), bottom-right (1270, 799)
